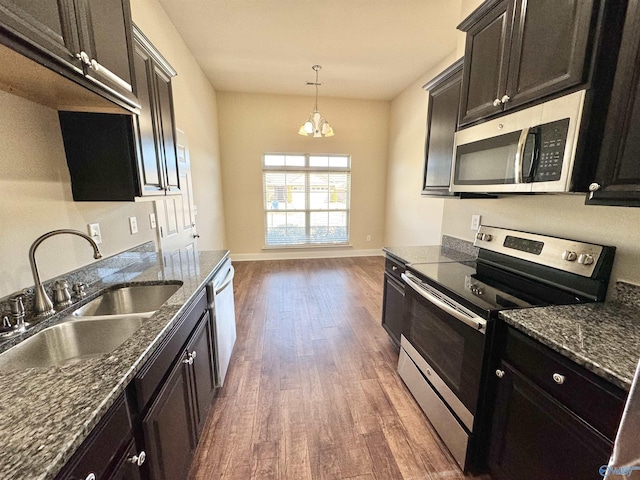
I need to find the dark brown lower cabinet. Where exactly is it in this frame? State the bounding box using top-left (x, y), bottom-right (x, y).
top-left (488, 362), bottom-right (612, 480)
top-left (487, 326), bottom-right (625, 480)
top-left (55, 393), bottom-right (146, 480)
top-left (109, 441), bottom-right (143, 480)
top-left (140, 308), bottom-right (216, 480)
top-left (381, 257), bottom-right (405, 347)
top-left (188, 311), bottom-right (217, 437)
top-left (142, 352), bottom-right (196, 480)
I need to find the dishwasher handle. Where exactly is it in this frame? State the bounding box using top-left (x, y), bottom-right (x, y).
top-left (214, 265), bottom-right (235, 295)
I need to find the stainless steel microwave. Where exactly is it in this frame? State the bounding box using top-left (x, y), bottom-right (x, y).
top-left (451, 90), bottom-right (586, 193)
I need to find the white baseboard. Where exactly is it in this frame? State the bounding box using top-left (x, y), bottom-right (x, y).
top-left (231, 248), bottom-right (383, 261)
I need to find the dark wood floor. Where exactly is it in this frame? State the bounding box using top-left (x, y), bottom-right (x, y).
top-left (189, 257), bottom-right (490, 480)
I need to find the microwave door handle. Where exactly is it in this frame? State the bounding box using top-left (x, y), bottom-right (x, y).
top-left (525, 128), bottom-right (538, 181)
top-left (514, 127), bottom-right (531, 184)
top-left (401, 273), bottom-right (487, 333)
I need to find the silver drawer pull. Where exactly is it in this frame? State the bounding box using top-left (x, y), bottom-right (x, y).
top-left (392, 265), bottom-right (398, 271)
top-left (128, 450), bottom-right (146, 466)
top-left (496, 369), bottom-right (505, 379)
top-left (553, 373), bottom-right (565, 385)
top-left (85, 474), bottom-right (96, 480)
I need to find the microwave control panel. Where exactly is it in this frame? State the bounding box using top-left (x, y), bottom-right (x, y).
top-left (533, 118), bottom-right (570, 182)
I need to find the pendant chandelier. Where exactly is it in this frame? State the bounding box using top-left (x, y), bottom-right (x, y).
top-left (298, 65), bottom-right (334, 138)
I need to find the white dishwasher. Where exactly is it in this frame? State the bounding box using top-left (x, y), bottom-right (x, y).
top-left (206, 258), bottom-right (236, 387)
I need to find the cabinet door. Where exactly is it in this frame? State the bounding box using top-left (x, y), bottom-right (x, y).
top-left (588, 0), bottom-right (640, 206)
top-left (132, 41), bottom-right (165, 195)
top-left (381, 272), bottom-right (404, 348)
top-left (488, 363), bottom-right (612, 480)
top-left (422, 59), bottom-right (462, 195)
top-left (153, 64), bottom-right (180, 192)
top-left (142, 352), bottom-right (195, 480)
top-left (0, 0), bottom-right (82, 71)
top-left (505, 0), bottom-right (594, 110)
top-left (108, 441), bottom-right (142, 480)
top-left (186, 310), bottom-right (216, 437)
top-left (74, 0), bottom-right (137, 106)
top-left (459, 0), bottom-right (513, 126)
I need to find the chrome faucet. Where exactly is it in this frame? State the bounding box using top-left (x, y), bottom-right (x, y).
top-left (29, 229), bottom-right (102, 317)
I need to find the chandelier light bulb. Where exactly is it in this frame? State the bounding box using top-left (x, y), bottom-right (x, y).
top-left (298, 65), bottom-right (334, 138)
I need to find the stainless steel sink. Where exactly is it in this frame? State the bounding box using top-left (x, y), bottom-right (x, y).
top-left (73, 283), bottom-right (181, 318)
top-left (0, 316), bottom-right (146, 371)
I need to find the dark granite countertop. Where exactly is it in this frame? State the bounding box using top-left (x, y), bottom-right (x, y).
top-left (499, 282), bottom-right (640, 391)
top-left (0, 248), bottom-right (229, 480)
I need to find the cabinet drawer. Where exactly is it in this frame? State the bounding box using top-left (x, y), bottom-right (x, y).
top-left (56, 393), bottom-right (132, 480)
top-left (385, 256), bottom-right (405, 283)
top-left (504, 327), bottom-right (626, 440)
top-left (133, 289), bottom-right (207, 411)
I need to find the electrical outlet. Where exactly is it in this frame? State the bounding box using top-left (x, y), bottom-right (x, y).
top-left (149, 213), bottom-right (157, 229)
top-left (88, 223), bottom-right (102, 244)
top-left (366, 234), bottom-right (371, 242)
top-left (471, 214), bottom-right (481, 230)
top-left (129, 216), bottom-right (138, 234)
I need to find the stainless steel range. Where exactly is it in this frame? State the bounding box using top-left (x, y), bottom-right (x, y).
top-left (398, 226), bottom-right (616, 471)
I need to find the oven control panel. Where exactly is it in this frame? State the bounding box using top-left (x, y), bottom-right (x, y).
top-left (473, 226), bottom-right (613, 278)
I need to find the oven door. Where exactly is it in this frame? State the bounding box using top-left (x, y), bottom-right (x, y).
top-left (401, 272), bottom-right (487, 429)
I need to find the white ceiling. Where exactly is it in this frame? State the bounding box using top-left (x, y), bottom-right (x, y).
top-left (157, 0), bottom-right (463, 100)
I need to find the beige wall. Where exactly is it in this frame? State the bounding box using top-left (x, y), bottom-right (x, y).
top-left (217, 92), bottom-right (389, 258)
top-left (384, 53), bottom-right (460, 247)
top-left (131, 0), bottom-right (226, 251)
top-left (0, 90), bottom-right (156, 297)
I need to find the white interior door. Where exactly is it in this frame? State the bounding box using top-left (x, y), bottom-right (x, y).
top-left (155, 128), bottom-right (198, 255)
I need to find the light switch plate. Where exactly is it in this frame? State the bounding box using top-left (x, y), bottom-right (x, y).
top-left (88, 223), bottom-right (102, 244)
top-left (149, 213), bottom-right (157, 229)
top-left (471, 214), bottom-right (481, 230)
top-left (129, 216), bottom-right (138, 234)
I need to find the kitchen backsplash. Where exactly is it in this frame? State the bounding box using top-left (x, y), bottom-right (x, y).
top-left (442, 234), bottom-right (478, 258)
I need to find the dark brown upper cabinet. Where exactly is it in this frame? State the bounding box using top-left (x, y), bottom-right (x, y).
top-left (422, 59), bottom-right (463, 195)
top-left (587, 0), bottom-right (640, 206)
top-left (458, 0), bottom-right (597, 127)
top-left (59, 24), bottom-right (180, 201)
top-left (0, 0), bottom-right (139, 111)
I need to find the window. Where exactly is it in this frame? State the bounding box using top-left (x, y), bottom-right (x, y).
top-left (263, 153), bottom-right (351, 247)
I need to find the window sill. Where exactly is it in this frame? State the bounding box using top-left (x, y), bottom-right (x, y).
top-left (263, 243), bottom-right (353, 250)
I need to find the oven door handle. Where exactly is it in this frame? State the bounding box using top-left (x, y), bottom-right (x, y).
top-left (402, 273), bottom-right (486, 334)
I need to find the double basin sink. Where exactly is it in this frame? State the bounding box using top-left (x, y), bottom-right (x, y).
top-left (0, 283), bottom-right (182, 371)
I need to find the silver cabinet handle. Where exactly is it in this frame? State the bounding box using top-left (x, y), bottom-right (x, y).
top-left (128, 450), bottom-right (146, 466)
top-left (89, 59), bottom-right (133, 93)
top-left (183, 351), bottom-right (197, 365)
top-left (391, 265), bottom-right (398, 271)
top-left (85, 474), bottom-right (96, 480)
top-left (493, 98), bottom-right (502, 107)
top-left (501, 94), bottom-right (511, 104)
top-left (76, 51), bottom-right (91, 66)
top-left (552, 373), bottom-right (565, 385)
top-left (496, 369), bottom-right (505, 378)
